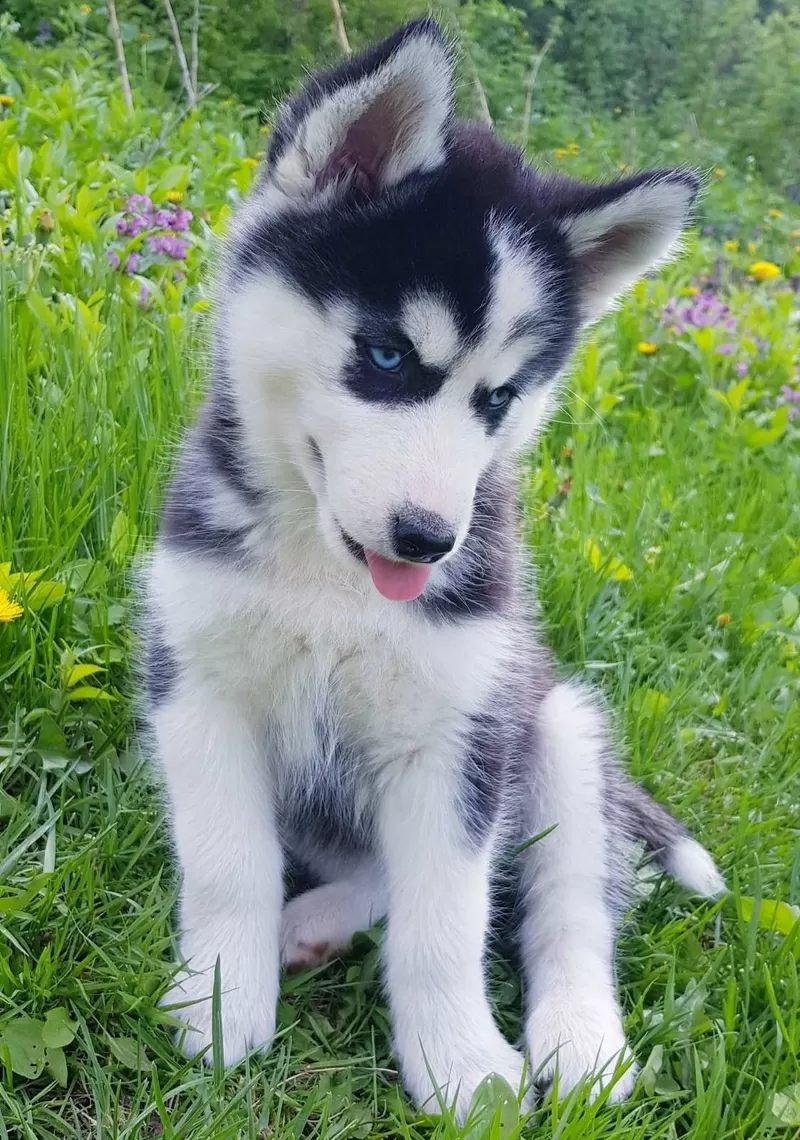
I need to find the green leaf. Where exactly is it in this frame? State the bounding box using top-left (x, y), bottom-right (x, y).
top-left (743, 404), bottom-right (788, 448)
top-left (25, 580), bottom-right (66, 611)
top-left (464, 1073), bottom-right (520, 1138)
top-left (738, 896), bottom-right (800, 937)
top-left (108, 1035), bottom-right (148, 1070)
top-left (636, 688), bottom-right (670, 719)
top-left (66, 686), bottom-right (116, 702)
top-left (782, 591), bottom-right (799, 625)
top-left (725, 377), bottom-right (749, 411)
top-left (45, 1045), bottom-right (68, 1086)
top-left (65, 663), bottom-right (104, 687)
top-left (768, 1085), bottom-right (800, 1127)
top-left (109, 510), bottom-right (136, 566)
top-left (42, 1007), bottom-right (77, 1049)
top-left (639, 1044), bottom-right (663, 1096)
top-left (1, 1018), bottom-right (46, 1079)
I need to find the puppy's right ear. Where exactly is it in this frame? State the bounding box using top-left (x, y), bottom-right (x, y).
top-left (263, 18), bottom-right (454, 207)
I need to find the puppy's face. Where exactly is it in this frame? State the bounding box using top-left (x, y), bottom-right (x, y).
top-left (224, 19), bottom-right (697, 600)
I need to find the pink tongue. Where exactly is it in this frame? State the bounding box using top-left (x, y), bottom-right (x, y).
top-left (364, 550), bottom-right (432, 602)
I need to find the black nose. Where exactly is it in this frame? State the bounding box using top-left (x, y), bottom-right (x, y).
top-left (393, 509), bottom-right (456, 563)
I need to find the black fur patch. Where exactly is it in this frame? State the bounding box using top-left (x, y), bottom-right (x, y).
top-left (161, 438), bottom-right (254, 560)
top-left (419, 466), bottom-right (516, 622)
top-left (342, 337), bottom-right (447, 405)
top-left (145, 627), bottom-right (179, 707)
top-left (200, 382), bottom-right (264, 507)
top-left (459, 711), bottom-right (509, 847)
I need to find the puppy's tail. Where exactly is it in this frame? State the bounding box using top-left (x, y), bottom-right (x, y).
top-left (621, 781), bottom-right (726, 898)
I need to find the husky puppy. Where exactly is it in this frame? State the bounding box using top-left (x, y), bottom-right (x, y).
top-left (144, 17), bottom-right (725, 1120)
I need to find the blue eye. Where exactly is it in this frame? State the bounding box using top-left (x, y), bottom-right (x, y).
top-left (488, 386), bottom-right (513, 409)
top-left (366, 345), bottom-right (404, 371)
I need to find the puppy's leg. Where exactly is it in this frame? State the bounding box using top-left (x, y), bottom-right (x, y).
top-left (281, 861), bottom-right (386, 968)
top-left (521, 682), bottom-right (636, 1102)
top-left (379, 748), bottom-right (524, 1122)
top-left (154, 683), bottom-right (282, 1067)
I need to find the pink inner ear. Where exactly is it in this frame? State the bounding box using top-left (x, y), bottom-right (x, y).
top-left (578, 220), bottom-right (655, 280)
top-left (314, 91), bottom-right (409, 198)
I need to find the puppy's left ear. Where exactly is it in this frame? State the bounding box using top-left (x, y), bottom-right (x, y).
top-left (554, 170), bottom-right (700, 323)
top-left (264, 18), bottom-right (455, 206)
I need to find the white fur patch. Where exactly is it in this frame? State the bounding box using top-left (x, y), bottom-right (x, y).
top-left (522, 682), bottom-right (632, 1100)
top-left (663, 836), bottom-right (727, 898)
top-left (558, 175), bottom-right (696, 320)
top-left (270, 31), bottom-right (453, 204)
top-left (401, 292), bottom-right (461, 368)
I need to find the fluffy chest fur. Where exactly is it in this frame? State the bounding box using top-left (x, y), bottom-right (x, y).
top-left (147, 517), bottom-right (518, 853)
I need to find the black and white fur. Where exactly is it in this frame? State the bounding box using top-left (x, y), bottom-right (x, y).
top-left (144, 19), bottom-right (725, 1120)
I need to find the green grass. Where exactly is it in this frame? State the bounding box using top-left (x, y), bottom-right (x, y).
top-left (1, 29), bottom-right (800, 1140)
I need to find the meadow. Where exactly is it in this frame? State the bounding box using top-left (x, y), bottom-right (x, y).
top-left (1, 21), bottom-right (800, 1140)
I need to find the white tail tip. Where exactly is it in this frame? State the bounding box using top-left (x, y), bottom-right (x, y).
top-left (663, 837), bottom-right (726, 898)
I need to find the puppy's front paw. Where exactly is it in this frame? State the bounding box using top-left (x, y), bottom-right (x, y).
top-left (526, 989), bottom-right (636, 1103)
top-left (162, 931), bottom-right (278, 1067)
top-left (399, 1027), bottom-right (526, 1123)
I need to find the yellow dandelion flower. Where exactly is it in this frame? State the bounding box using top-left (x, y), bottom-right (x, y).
top-left (680, 285), bottom-right (700, 296)
top-left (768, 209), bottom-right (782, 218)
top-left (166, 190), bottom-right (183, 203)
top-left (713, 167), bottom-right (725, 178)
top-left (242, 157), bottom-right (259, 168)
top-left (749, 260), bottom-right (781, 282)
top-left (80, 3), bottom-right (91, 12)
top-left (259, 125), bottom-right (270, 134)
top-left (553, 148), bottom-right (569, 160)
top-left (723, 240), bottom-right (738, 253)
top-left (747, 241), bottom-right (757, 254)
top-left (0, 588), bottom-right (23, 623)
top-left (638, 342), bottom-right (657, 355)
top-left (0, 94), bottom-right (15, 107)
top-left (138, 31), bottom-right (149, 39)
top-left (568, 142), bottom-right (579, 155)
top-left (716, 613), bottom-right (731, 626)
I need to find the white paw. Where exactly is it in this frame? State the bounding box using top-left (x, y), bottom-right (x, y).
top-left (162, 931), bottom-right (278, 1067)
top-left (399, 1028), bottom-right (526, 1123)
top-left (526, 989), bottom-right (636, 1103)
top-left (281, 881), bottom-right (384, 969)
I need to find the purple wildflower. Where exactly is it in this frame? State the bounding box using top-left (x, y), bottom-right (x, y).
top-left (127, 193), bottom-right (153, 215)
top-left (106, 249), bottom-right (120, 270)
top-left (778, 382), bottom-right (800, 420)
top-left (703, 224), bottom-right (713, 234)
top-left (129, 213), bottom-right (152, 237)
top-left (725, 318), bottom-right (737, 331)
top-left (123, 251), bottom-right (141, 274)
top-left (138, 284), bottom-right (150, 307)
top-left (717, 343), bottom-right (735, 355)
top-left (735, 361), bottom-right (748, 378)
top-left (174, 270), bottom-right (185, 281)
top-left (154, 209), bottom-right (173, 228)
top-left (148, 234), bottom-right (188, 259)
top-left (116, 217), bottom-right (129, 235)
top-left (171, 208), bottom-right (193, 232)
